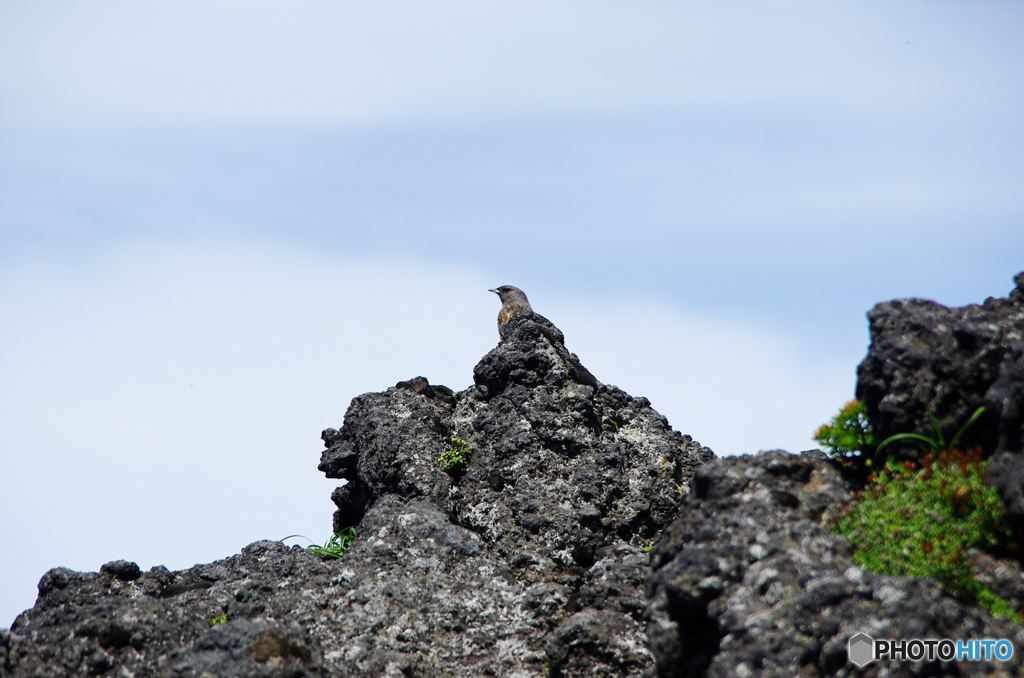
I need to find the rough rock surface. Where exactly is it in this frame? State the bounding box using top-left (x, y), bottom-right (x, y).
top-left (856, 271), bottom-right (1024, 457)
top-left (646, 450), bottom-right (1024, 678)
top-left (4, 307), bottom-right (713, 678)
top-left (855, 271), bottom-right (1024, 534)
top-left (316, 308), bottom-right (714, 676)
top-left (7, 295), bottom-right (1024, 677)
top-left (320, 309), bottom-right (711, 568)
top-left (2, 541), bottom-right (333, 678)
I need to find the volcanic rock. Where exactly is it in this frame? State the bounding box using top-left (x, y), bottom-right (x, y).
top-left (645, 450), bottom-right (1024, 678)
top-left (856, 271), bottom-right (1024, 457)
top-left (4, 306), bottom-right (713, 677)
top-left (855, 271), bottom-right (1024, 535)
top-left (7, 291), bottom-right (1024, 678)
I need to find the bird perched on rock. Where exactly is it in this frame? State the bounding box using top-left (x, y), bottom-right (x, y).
top-left (488, 285), bottom-right (601, 387)
top-left (489, 285), bottom-right (533, 340)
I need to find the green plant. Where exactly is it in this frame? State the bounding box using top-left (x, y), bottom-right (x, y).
top-left (210, 613), bottom-right (227, 626)
top-left (439, 437), bottom-right (473, 472)
top-left (308, 527), bottom-right (356, 559)
top-left (280, 527), bottom-right (356, 560)
top-left (835, 448), bottom-right (1020, 621)
top-left (814, 400), bottom-right (877, 458)
top-left (876, 406), bottom-right (987, 457)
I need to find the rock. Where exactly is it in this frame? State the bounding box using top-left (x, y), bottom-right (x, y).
top-left (855, 271), bottom-right (1024, 458)
top-left (855, 271), bottom-right (1024, 537)
top-left (3, 541), bottom-right (332, 677)
top-left (5, 308), bottom-right (712, 678)
top-left (172, 619), bottom-right (325, 678)
top-left (989, 450), bottom-right (1024, 538)
top-left (318, 377), bottom-right (457, 531)
top-left (313, 307), bottom-right (713, 676)
top-left (967, 549), bottom-right (1024, 618)
top-left (11, 287), bottom-right (1024, 677)
top-left (645, 450), bottom-right (1024, 677)
top-left (545, 608), bottom-right (650, 678)
top-left (99, 560), bottom-right (142, 582)
top-left (321, 308), bottom-right (713, 571)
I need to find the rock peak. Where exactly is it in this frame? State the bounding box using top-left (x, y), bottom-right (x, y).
top-left (13, 285), bottom-right (1024, 677)
top-left (308, 312), bottom-right (713, 674)
top-left (320, 312), bottom-right (711, 556)
top-left (474, 308), bottom-right (599, 396)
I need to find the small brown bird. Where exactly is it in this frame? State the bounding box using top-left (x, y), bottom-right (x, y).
top-left (490, 285), bottom-right (532, 340)
top-left (488, 285), bottom-right (600, 386)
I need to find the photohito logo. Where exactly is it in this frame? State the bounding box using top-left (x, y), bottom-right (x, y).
top-left (848, 633), bottom-right (1014, 666)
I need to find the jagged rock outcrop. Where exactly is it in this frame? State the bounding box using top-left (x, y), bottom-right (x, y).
top-left (1, 542), bottom-right (334, 677)
top-left (3, 307), bottom-right (713, 678)
top-left (856, 271), bottom-right (1024, 456)
top-left (6, 293), bottom-right (1024, 678)
top-left (320, 310), bottom-right (712, 568)
top-left (314, 308), bottom-right (714, 676)
top-left (855, 271), bottom-right (1024, 534)
top-left (645, 450), bottom-right (1024, 677)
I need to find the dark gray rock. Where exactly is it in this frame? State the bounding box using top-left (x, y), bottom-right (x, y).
top-left (645, 450), bottom-right (1024, 678)
top-left (855, 271), bottom-right (1024, 537)
top-left (5, 308), bottom-right (712, 678)
top-left (312, 308), bottom-right (713, 677)
top-left (173, 619), bottom-right (326, 678)
top-left (855, 271), bottom-right (1024, 458)
top-left (989, 449), bottom-right (1024, 539)
top-left (284, 494), bottom-right (540, 677)
top-left (320, 309), bottom-right (713, 574)
top-left (318, 376), bottom-right (457, 531)
top-left (449, 311), bottom-right (712, 565)
top-left (11, 288), bottom-right (1024, 678)
top-left (99, 560), bottom-right (142, 582)
top-left (544, 608), bottom-right (649, 678)
top-left (968, 549), bottom-right (1024, 618)
top-left (3, 542), bottom-right (331, 677)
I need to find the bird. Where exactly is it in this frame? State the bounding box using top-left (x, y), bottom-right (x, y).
top-left (489, 285), bottom-right (533, 340)
top-left (489, 285), bottom-right (600, 386)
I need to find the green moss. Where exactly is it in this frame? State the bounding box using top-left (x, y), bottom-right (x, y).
top-left (440, 437), bottom-right (473, 472)
top-left (979, 587), bottom-right (1022, 621)
top-left (835, 448), bottom-right (1020, 622)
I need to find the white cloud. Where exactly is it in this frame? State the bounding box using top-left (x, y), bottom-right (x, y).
top-left (0, 1), bottom-right (1020, 125)
top-left (0, 241), bottom-right (859, 625)
top-left (546, 295), bottom-right (858, 456)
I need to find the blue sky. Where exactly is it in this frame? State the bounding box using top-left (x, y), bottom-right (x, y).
top-left (1, 0), bottom-right (1022, 626)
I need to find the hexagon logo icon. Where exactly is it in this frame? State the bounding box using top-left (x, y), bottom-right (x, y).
top-left (848, 633), bottom-right (875, 667)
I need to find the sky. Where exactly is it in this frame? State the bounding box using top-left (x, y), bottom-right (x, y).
top-left (1, 0), bottom-right (1023, 627)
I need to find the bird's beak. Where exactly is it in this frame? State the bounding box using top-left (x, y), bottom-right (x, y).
top-left (488, 289), bottom-right (498, 294)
